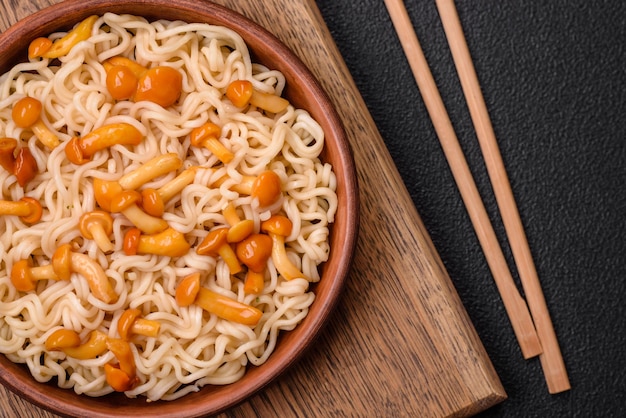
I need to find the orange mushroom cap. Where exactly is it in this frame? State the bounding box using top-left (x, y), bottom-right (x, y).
top-left (134, 66), bottom-right (182, 108)
top-left (18, 197), bottom-right (43, 224)
top-left (105, 363), bottom-right (135, 392)
top-left (14, 148), bottom-right (38, 187)
top-left (45, 329), bottom-right (82, 351)
top-left (140, 188), bottom-right (164, 217)
top-left (260, 215), bottom-right (293, 237)
top-left (117, 308), bottom-right (160, 340)
top-left (12, 96), bottom-right (59, 149)
top-left (110, 190), bottom-right (142, 213)
top-left (251, 170), bottom-right (282, 207)
top-left (28, 37), bottom-right (53, 59)
top-left (12, 97), bottom-right (42, 128)
top-left (123, 227), bottom-right (141, 256)
top-left (196, 228), bottom-right (230, 256)
top-left (225, 79), bottom-right (253, 108)
top-left (175, 272), bottom-right (201, 307)
top-left (79, 211), bottom-right (113, 238)
top-left (52, 243), bottom-right (72, 281)
top-left (79, 210), bottom-right (114, 253)
top-left (196, 228), bottom-right (242, 274)
top-left (236, 233), bottom-right (273, 273)
top-left (10, 259), bottom-right (37, 292)
top-left (93, 178), bottom-right (123, 212)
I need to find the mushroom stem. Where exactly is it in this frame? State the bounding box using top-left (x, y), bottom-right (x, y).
top-left (222, 174), bottom-right (253, 195)
top-left (141, 167), bottom-right (197, 217)
top-left (261, 215), bottom-right (308, 281)
top-left (222, 203), bottom-right (254, 243)
top-left (90, 227), bottom-right (113, 252)
top-left (190, 122), bottom-right (234, 164)
top-left (0, 197), bottom-right (42, 224)
top-left (10, 245), bottom-right (76, 292)
top-left (249, 89), bottom-right (290, 114)
top-left (106, 338), bottom-right (137, 379)
top-left (118, 308), bottom-right (160, 340)
top-left (12, 97), bottom-right (59, 149)
top-left (195, 287), bottom-right (263, 326)
top-left (118, 153), bottom-right (182, 190)
top-left (196, 228), bottom-right (242, 274)
top-left (225, 80), bottom-right (289, 113)
top-left (65, 123), bottom-right (143, 165)
top-left (124, 227), bottom-right (190, 257)
top-left (122, 203), bottom-right (168, 234)
top-left (10, 260), bottom-right (57, 291)
top-left (244, 270), bottom-right (265, 295)
top-left (130, 318), bottom-right (160, 338)
top-left (110, 190), bottom-right (168, 234)
top-left (31, 119), bottom-right (60, 149)
top-left (222, 202), bottom-right (241, 226)
top-left (69, 252), bottom-right (118, 303)
top-left (26, 264), bottom-right (57, 281)
top-left (93, 154), bottom-right (182, 209)
top-left (42, 15), bottom-right (98, 59)
top-left (157, 167), bottom-right (197, 202)
top-left (60, 330), bottom-right (108, 360)
top-left (267, 233), bottom-right (308, 281)
top-left (105, 338), bottom-right (138, 392)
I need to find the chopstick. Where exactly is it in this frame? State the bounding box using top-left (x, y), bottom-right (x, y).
top-left (434, 0), bottom-right (570, 394)
top-left (383, 0), bottom-right (570, 394)
top-left (382, 0), bottom-right (542, 361)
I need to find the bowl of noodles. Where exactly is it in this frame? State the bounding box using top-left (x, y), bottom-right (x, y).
top-left (0, 0), bottom-right (358, 416)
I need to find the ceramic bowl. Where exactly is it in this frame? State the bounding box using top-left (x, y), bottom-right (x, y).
top-left (0, 0), bottom-right (358, 416)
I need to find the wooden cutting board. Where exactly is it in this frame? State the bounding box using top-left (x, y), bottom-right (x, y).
top-left (0, 0), bottom-right (506, 416)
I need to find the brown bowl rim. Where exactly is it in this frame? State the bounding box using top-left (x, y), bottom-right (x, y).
top-left (0, 1), bottom-right (359, 417)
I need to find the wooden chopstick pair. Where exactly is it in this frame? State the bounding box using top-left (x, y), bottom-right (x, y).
top-left (383, 0), bottom-right (570, 394)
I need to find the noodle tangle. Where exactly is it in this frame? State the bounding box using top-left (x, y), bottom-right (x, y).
top-left (0, 13), bottom-right (337, 401)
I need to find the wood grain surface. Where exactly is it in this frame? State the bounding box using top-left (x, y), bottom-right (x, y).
top-left (0, 0), bottom-right (506, 416)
